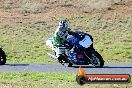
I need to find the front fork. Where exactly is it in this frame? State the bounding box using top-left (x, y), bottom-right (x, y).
top-left (84, 45), bottom-right (95, 63)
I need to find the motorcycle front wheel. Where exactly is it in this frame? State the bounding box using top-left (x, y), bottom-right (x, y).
top-left (88, 51), bottom-right (104, 68)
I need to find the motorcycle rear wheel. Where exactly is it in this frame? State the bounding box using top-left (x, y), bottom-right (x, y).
top-left (62, 62), bottom-right (73, 67)
top-left (58, 55), bottom-right (73, 67)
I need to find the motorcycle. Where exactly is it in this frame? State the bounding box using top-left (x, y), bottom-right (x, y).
top-left (46, 31), bottom-right (104, 67)
top-left (0, 48), bottom-right (6, 65)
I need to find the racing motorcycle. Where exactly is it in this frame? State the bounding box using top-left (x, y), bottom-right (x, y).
top-left (0, 48), bottom-right (6, 65)
top-left (46, 31), bottom-right (104, 67)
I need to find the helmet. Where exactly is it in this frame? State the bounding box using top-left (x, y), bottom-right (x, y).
top-left (58, 20), bottom-right (68, 28)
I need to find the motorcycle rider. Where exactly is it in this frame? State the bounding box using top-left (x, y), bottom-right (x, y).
top-left (53, 20), bottom-right (73, 63)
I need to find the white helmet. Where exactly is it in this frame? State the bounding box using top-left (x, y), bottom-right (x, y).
top-left (58, 20), bottom-right (68, 30)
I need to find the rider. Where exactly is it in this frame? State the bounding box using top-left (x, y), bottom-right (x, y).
top-left (53, 20), bottom-right (73, 62)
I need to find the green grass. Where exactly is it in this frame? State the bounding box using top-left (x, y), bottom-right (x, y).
top-left (0, 1), bottom-right (132, 88)
top-left (0, 15), bottom-right (132, 63)
top-left (0, 22), bottom-right (55, 63)
top-left (0, 1), bottom-right (132, 63)
top-left (0, 73), bottom-right (131, 88)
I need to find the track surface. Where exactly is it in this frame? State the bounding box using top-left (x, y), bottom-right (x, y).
top-left (0, 63), bottom-right (132, 75)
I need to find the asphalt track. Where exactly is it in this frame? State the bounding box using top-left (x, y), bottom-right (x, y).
top-left (0, 63), bottom-right (132, 75)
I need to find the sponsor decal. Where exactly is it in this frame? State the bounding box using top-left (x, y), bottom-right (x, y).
top-left (76, 66), bottom-right (131, 85)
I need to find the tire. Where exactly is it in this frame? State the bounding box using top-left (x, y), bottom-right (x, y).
top-left (0, 48), bottom-right (6, 65)
top-left (89, 51), bottom-right (104, 68)
top-left (76, 75), bottom-right (86, 85)
top-left (58, 55), bottom-right (73, 67)
top-left (63, 62), bottom-right (73, 67)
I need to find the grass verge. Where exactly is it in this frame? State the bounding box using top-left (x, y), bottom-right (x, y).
top-left (0, 73), bottom-right (131, 88)
top-left (0, 15), bottom-right (131, 63)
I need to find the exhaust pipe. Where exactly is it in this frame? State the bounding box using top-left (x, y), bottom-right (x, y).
top-left (47, 53), bottom-right (58, 60)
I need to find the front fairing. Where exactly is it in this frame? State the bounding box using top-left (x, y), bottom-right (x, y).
top-left (46, 34), bottom-right (55, 51)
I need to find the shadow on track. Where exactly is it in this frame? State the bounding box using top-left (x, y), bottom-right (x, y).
top-left (72, 65), bottom-right (132, 68)
top-left (102, 66), bottom-right (132, 68)
top-left (3, 63), bottom-right (132, 68)
top-left (5, 63), bottom-right (29, 66)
